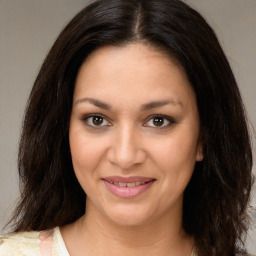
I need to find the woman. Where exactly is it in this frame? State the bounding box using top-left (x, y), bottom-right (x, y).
top-left (0, 0), bottom-right (254, 255)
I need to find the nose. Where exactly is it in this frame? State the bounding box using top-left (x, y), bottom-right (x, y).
top-left (107, 124), bottom-right (146, 169)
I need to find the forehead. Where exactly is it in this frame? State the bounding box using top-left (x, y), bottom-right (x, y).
top-left (81, 43), bottom-right (182, 76)
top-left (73, 43), bottom-right (195, 109)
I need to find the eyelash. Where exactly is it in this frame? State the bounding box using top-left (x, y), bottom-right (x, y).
top-left (82, 114), bottom-right (111, 128)
top-left (82, 114), bottom-right (175, 129)
top-left (144, 114), bottom-right (175, 129)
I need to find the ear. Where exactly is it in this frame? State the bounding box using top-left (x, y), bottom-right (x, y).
top-left (196, 141), bottom-right (204, 162)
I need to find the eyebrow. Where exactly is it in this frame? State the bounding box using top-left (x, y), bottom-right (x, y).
top-left (140, 99), bottom-right (183, 111)
top-left (74, 97), bottom-right (183, 110)
top-left (74, 98), bottom-right (111, 110)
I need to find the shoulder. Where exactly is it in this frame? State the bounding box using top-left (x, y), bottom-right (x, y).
top-left (0, 228), bottom-right (61, 256)
top-left (0, 230), bottom-right (41, 255)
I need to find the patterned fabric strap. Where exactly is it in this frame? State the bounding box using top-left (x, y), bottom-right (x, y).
top-left (39, 229), bottom-right (54, 256)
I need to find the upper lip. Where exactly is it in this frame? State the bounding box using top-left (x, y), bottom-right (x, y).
top-left (102, 176), bottom-right (155, 183)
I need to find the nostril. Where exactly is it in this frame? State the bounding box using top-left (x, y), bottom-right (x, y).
top-left (106, 146), bottom-right (146, 169)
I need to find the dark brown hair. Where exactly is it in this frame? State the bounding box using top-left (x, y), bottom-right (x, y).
top-left (8, 0), bottom-right (253, 255)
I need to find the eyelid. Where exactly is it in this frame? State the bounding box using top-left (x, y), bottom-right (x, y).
top-left (81, 113), bottom-right (175, 129)
top-left (143, 114), bottom-right (175, 128)
top-left (82, 113), bottom-right (112, 127)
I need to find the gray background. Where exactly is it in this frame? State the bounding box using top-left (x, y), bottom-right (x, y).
top-left (0, 0), bottom-right (255, 254)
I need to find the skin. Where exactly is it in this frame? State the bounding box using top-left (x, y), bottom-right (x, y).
top-left (62, 43), bottom-right (203, 256)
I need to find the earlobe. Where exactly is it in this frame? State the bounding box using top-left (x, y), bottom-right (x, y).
top-left (196, 143), bottom-right (204, 162)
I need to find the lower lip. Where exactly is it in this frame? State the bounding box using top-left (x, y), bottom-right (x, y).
top-left (103, 180), bottom-right (155, 199)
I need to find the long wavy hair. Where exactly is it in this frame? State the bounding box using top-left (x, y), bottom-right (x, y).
top-left (8, 0), bottom-right (253, 255)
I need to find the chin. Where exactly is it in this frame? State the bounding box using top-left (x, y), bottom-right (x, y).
top-left (102, 204), bottom-right (155, 227)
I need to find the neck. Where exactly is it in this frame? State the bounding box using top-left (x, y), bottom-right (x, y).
top-left (62, 200), bottom-right (194, 256)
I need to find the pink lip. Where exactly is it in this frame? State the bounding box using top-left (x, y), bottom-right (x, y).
top-left (102, 176), bottom-right (154, 183)
top-left (102, 176), bottom-right (155, 199)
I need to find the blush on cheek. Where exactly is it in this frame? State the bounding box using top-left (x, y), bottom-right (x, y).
top-left (70, 137), bottom-right (108, 172)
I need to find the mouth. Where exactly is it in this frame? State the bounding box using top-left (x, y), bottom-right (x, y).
top-left (102, 176), bottom-right (156, 199)
top-left (108, 181), bottom-right (149, 187)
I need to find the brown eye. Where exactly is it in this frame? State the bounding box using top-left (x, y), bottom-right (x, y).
top-left (83, 114), bottom-right (111, 128)
top-left (92, 116), bottom-right (103, 126)
top-left (153, 117), bottom-right (164, 126)
top-left (144, 115), bottom-right (175, 128)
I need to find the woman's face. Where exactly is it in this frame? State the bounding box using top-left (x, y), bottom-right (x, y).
top-left (69, 43), bottom-right (203, 226)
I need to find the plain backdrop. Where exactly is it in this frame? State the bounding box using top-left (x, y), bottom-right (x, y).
top-left (0, 0), bottom-right (255, 254)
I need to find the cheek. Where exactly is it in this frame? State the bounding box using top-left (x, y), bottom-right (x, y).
top-left (69, 132), bottom-right (109, 197)
top-left (153, 135), bottom-right (198, 165)
top-left (149, 128), bottom-right (199, 182)
top-left (69, 129), bottom-right (107, 177)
